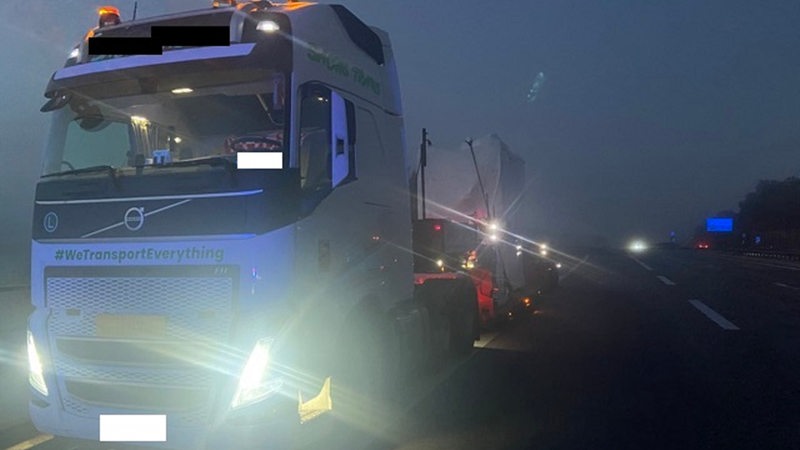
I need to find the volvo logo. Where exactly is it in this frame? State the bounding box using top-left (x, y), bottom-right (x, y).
top-left (43, 212), bottom-right (59, 233)
top-left (124, 207), bottom-right (145, 231)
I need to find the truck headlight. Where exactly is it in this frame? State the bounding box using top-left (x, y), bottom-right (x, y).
top-left (27, 331), bottom-right (48, 396)
top-left (230, 338), bottom-right (282, 409)
top-left (256, 20), bottom-right (280, 33)
top-left (68, 46), bottom-right (80, 60)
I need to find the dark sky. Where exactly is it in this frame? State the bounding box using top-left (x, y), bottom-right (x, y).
top-left (1, 0), bottom-right (799, 254)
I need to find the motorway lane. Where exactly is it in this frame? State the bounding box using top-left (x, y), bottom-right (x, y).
top-left (623, 249), bottom-right (800, 446)
top-left (375, 250), bottom-right (704, 449)
top-left (622, 249), bottom-right (800, 448)
top-left (3, 249), bottom-right (800, 449)
top-left (367, 248), bottom-right (800, 449)
top-left (631, 249), bottom-right (800, 355)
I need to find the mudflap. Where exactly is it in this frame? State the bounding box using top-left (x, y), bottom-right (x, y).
top-left (298, 376), bottom-right (333, 424)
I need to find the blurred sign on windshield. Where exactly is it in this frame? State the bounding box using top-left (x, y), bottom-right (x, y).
top-left (706, 217), bottom-right (733, 232)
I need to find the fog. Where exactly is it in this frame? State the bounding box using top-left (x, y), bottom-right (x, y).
top-left (2, 0), bottom-right (799, 283)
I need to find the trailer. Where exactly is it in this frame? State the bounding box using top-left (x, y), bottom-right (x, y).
top-left (413, 133), bottom-right (556, 325)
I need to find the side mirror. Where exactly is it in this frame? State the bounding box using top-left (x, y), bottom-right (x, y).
top-left (40, 92), bottom-right (72, 112)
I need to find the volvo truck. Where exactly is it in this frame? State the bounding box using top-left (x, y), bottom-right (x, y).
top-left (28, 2), bottom-right (477, 448)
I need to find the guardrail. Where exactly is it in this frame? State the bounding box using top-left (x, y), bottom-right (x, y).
top-left (738, 250), bottom-right (800, 262)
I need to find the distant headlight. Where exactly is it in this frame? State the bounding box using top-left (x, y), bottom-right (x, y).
top-left (628, 240), bottom-right (648, 253)
top-left (231, 338), bottom-right (282, 409)
top-left (27, 330), bottom-right (48, 396)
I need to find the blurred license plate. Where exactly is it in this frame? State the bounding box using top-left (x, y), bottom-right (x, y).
top-left (95, 315), bottom-right (167, 338)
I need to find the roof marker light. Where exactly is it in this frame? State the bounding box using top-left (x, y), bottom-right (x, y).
top-left (212, 0), bottom-right (237, 8)
top-left (256, 20), bottom-right (280, 33)
top-left (98, 6), bottom-right (121, 28)
top-left (98, 6), bottom-right (120, 15)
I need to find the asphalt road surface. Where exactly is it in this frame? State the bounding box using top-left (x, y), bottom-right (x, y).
top-left (2, 248), bottom-right (799, 449)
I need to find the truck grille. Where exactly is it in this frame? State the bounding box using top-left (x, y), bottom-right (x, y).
top-left (44, 265), bottom-right (238, 424)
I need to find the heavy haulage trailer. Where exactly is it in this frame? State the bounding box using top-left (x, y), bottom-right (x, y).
top-left (27, 2), bottom-right (479, 448)
top-left (411, 133), bottom-right (560, 327)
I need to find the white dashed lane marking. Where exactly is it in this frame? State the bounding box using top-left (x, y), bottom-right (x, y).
top-left (774, 282), bottom-right (799, 290)
top-left (688, 300), bottom-right (740, 330)
top-left (657, 275), bottom-right (676, 286)
top-left (630, 256), bottom-right (653, 271)
top-left (4, 434), bottom-right (54, 450)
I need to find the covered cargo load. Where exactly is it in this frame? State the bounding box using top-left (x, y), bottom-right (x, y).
top-left (422, 133), bottom-right (525, 225)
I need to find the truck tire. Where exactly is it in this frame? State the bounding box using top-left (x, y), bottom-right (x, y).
top-left (449, 279), bottom-right (478, 356)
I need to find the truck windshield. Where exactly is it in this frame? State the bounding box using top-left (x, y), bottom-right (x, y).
top-left (42, 82), bottom-right (285, 175)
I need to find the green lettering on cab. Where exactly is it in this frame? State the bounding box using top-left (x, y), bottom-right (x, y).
top-left (307, 48), bottom-right (381, 96)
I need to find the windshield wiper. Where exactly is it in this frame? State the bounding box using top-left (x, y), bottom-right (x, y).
top-left (43, 165), bottom-right (118, 180)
